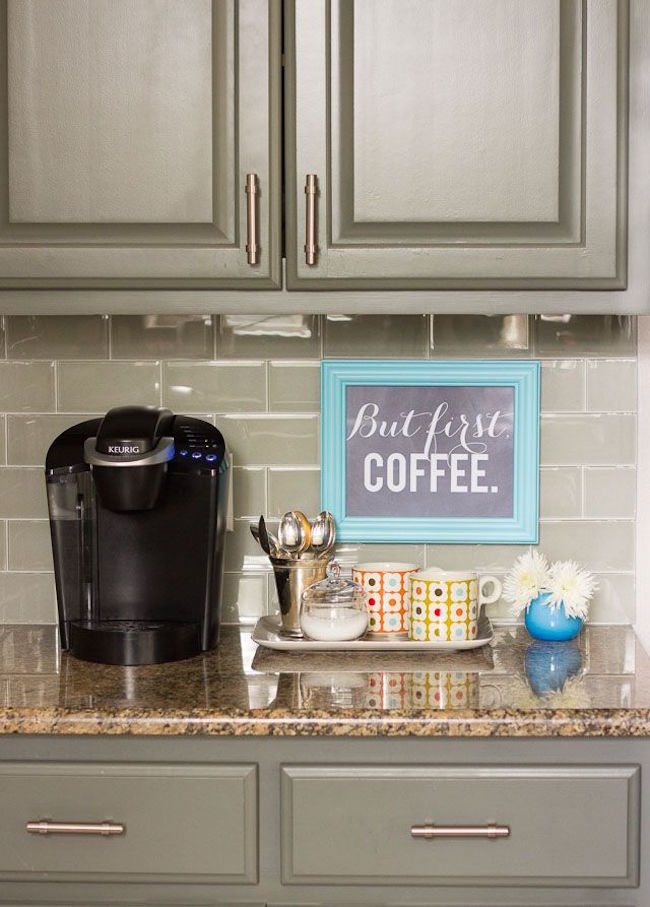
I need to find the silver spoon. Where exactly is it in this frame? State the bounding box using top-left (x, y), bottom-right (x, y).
top-left (252, 516), bottom-right (285, 559)
top-left (310, 511), bottom-right (336, 558)
top-left (262, 516), bottom-right (288, 559)
top-left (255, 516), bottom-right (271, 555)
top-left (278, 510), bottom-right (311, 558)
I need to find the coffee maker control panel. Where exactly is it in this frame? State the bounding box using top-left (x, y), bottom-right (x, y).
top-left (172, 417), bottom-right (226, 472)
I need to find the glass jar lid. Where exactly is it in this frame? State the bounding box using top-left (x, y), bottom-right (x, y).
top-left (301, 561), bottom-right (364, 608)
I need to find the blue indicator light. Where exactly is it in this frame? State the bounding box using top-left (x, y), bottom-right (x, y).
top-left (205, 453), bottom-right (217, 462)
top-left (191, 451), bottom-right (202, 460)
top-left (178, 449), bottom-right (189, 457)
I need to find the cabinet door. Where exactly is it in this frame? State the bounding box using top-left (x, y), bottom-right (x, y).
top-left (0, 0), bottom-right (281, 288)
top-left (286, 0), bottom-right (627, 290)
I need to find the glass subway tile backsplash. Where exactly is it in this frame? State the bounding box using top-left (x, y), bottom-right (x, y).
top-left (0, 314), bottom-right (638, 627)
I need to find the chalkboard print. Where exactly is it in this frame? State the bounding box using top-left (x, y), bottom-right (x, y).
top-left (322, 360), bottom-right (539, 544)
top-left (345, 385), bottom-right (514, 519)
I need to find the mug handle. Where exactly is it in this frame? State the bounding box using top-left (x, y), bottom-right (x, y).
top-left (478, 575), bottom-right (502, 607)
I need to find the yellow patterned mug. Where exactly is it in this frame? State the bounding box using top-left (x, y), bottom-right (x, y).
top-left (408, 568), bottom-right (502, 642)
top-left (409, 670), bottom-right (480, 709)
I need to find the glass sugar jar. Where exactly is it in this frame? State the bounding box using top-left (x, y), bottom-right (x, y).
top-left (300, 561), bottom-right (368, 642)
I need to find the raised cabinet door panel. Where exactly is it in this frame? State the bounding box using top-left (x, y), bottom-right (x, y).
top-left (286, 0), bottom-right (628, 289)
top-left (0, 0), bottom-right (281, 288)
top-left (281, 765), bottom-right (640, 887)
top-left (0, 762), bottom-right (258, 882)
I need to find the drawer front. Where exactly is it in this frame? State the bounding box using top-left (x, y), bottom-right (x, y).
top-left (281, 765), bottom-right (639, 887)
top-left (0, 762), bottom-right (257, 883)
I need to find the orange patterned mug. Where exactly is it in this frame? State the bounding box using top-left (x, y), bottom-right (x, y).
top-left (365, 671), bottom-right (479, 709)
top-left (408, 568), bottom-right (502, 642)
top-left (352, 562), bottom-right (419, 636)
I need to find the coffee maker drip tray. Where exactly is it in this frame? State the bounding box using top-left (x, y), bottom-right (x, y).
top-left (69, 620), bottom-right (202, 666)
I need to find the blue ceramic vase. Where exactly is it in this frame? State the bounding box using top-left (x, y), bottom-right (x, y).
top-left (524, 592), bottom-right (583, 641)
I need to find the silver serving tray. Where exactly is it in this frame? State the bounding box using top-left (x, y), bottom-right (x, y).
top-left (252, 614), bottom-right (494, 653)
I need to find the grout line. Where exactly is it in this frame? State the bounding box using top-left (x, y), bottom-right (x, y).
top-left (53, 361), bottom-right (59, 412)
top-left (212, 411), bottom-right (320, 419)
top-left (265, 465), bottom-right (319, 472)
top-left (106, 315), bottom-right (112, 359)
top-left (530, 315), bottom-right (538, 356)
top-left (524, 314), bottom-right (531, 352)
top-left (538, 516), bottom-right (636, 524)
top-left (542, 409), bottom-right (637, 416)
top-left (2, 569), bottom-right (55, 575)
top-left (581, 465), bottom-right (586, 518)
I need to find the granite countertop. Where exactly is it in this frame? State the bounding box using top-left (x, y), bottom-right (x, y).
top-left (1, 623), bottom-right (650, 737)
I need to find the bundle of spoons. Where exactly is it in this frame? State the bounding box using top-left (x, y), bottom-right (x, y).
top-left (250, 511), bottom-right (336, 562)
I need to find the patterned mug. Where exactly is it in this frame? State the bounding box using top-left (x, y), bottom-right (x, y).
top-left (408, 568), bottom-right (502, 642)
top-left (409, 670), bottom-right (480, 709)
top-left (352, 562), bottom-right (419, 636)
top-left (365, 672), bottom-right (410, 708)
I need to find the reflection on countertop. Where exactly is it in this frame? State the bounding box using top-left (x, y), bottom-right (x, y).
top-left (1, 623), bottom-right (649, 737)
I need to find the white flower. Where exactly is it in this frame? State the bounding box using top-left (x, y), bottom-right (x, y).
top-left (384, 593), bottom-right (402, 612)
top-left (428, 601), bottom-right (448, 622)
top-left (450, 582), bottom-right (467, 602)
top-left (411, 580), bottom-right (428, 601)
top-left (504, 551), bottom-right (550, 617)
top-left (361, 571), bottom-right (382, 591)
top-left (546, 560), bottom-right (598, 620)
top-left (383, 572), bottom-right (402, 590)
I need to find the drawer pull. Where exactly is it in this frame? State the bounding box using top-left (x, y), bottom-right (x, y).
top-left (26, 820), bottom-right (125, 837)
top-left (245, 173), bottom-right (259, 265)
top-left (411, 823), bottom-right (510, 840)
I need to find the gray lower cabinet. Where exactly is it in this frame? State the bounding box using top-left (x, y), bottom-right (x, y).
top-left (281, 765), bottom-right (640, 888)
top-left (0, 761), bottom-right (258, 884)
top-left (0, 0), bottom-right (282, 289)
top-left (0, 735), bottom-right (647, 906)
top-left (285, 0), bottom-right (628, 291)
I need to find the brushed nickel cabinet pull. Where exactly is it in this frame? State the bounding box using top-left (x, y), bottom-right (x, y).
top-left (245, 173), bottom-right (258, 265)
top-left (411, 823), bottom-right (510, 840)
top-left (304, 173), bottom-right (318, 266)
top-left (27, 820), bottom-right (125, 836)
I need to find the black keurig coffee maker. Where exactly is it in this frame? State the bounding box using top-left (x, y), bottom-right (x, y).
top-left (45, 406), bottom-right (230, 665)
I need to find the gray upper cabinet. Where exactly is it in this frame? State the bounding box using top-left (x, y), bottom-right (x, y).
top-left (0, 0), bottom-right (282, 289)
top-left (285, 0), bottom-right (629, 290)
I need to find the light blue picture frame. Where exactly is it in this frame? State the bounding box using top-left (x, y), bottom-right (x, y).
top-left (321, 360), bottom-right (540, 544)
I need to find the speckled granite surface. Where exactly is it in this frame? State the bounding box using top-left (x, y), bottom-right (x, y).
top-left (1, 623), bottom-right (649, 736)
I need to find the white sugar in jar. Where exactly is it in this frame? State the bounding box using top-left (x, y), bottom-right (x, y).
top-left (300, 562), bottom-right (368, 642)
top-left (300, 606), bottom-right (369, 642)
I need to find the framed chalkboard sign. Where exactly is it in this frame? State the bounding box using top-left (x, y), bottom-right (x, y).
top-left (321, 360), bottom-right (540, 543)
